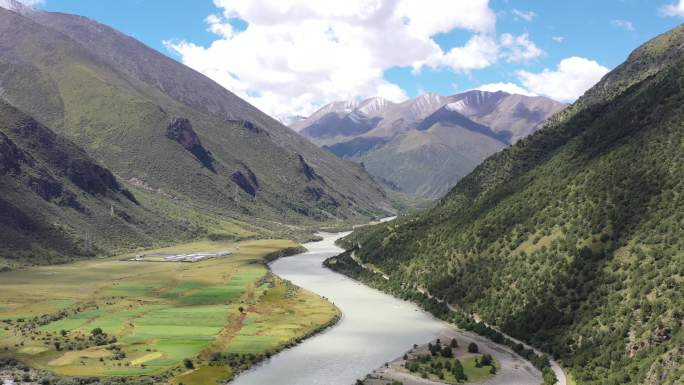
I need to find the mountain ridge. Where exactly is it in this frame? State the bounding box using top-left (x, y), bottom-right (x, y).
top-left (294, 90), bottom-right (564, 198)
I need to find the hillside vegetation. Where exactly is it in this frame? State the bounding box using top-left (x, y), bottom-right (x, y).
top-left (0, 5), bottom-right (392, 265)
top-left (337, 25), bottom-right (684, 385)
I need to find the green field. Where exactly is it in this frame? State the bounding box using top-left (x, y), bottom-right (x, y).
top-left (0, 239), bottom-right (339, 384)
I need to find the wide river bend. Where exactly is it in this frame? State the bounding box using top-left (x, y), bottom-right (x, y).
top-left (230, 232), bottom-right (450, 385)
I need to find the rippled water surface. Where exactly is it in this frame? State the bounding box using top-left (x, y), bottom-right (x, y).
top-left (231, 232), bottom-right (450, 385)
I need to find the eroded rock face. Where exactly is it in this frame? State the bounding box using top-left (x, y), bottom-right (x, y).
top-left (166, 118), bottom-right (215, 172)
top-left (297, 154), bottom-right (319, 181)
top-left (14, 118), bottom-right (127, 198)
top-left (166, 118), bottom-right (200, 150)
top-left (231, 171), bottom-right (257, 197)
top-left (0, 131), bottom-right (27, 175)
top-left (228, 119), bottom-right (264, 134)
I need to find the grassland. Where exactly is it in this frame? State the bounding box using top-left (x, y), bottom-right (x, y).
top-left (0, 239), bottom-right (339, 385)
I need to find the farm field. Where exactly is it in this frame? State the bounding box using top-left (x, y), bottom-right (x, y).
top-left (0, 238), bottom-right (339, 385)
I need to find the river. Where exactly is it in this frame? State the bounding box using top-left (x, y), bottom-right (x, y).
top-left (230, 231), bottom-right (451, 385)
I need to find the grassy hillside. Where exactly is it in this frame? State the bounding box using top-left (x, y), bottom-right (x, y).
top-left (0, 99), bottom-right (281, 268)
top-left (0, 6), bottom-right (392, 264)
top-left (360, 123), bottom-right (506, 198)
top-left (337, 26), bottom-right (684, 385)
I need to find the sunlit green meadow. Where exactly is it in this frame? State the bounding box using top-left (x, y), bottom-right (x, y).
top-left (0, 238), bottom-right (339, 385)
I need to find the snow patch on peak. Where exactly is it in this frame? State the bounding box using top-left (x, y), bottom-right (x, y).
top-left (315, 100), bottom-right (359, 116)
top-left (463, 90), bottom-right (507, 105)
top-left (406, 93), bottom-right (447, 118)
top-left (445, 100), bottom-right (467, 113)
top-left (357, 97), bottom-right (390, 116)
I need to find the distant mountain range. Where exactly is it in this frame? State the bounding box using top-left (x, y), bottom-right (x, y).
top-left (292, 91), bottom-right (565, 198)
top-left (0, 1), bottom-right (392, 266)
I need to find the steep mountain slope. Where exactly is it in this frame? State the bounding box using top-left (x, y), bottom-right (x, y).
top-left (0, 5), bottom-right (391, 236)
top-left (357, 122), bottom-right (507, 198)
top-left (295, 91), bottom-right (564, 198)
top-left (336, 25), bottom-right (684, 385)
top-left (0, 100), bottom-right (220, 267)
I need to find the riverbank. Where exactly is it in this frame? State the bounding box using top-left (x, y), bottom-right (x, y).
top-left (325, 248), bottom-right (566, 385)
top-left (360, 329), bottom-right (541, 385)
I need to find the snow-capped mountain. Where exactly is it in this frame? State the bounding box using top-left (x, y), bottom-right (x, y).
top-left (292, 90), bottom-right (565, 198)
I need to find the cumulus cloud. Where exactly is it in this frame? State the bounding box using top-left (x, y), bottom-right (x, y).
top-left (517, 57), bottom-right (610, 102)
top-left (474, 82), bottom-right (536, 96)
top-left (611, 19), bottom-right (634, 31)
top-left (167, 0), bottom-right (544, 120)
top-left (500, 33), bottom-right (543, 62)
top-left (660, 0), bottom-right (684, 17)
top-left (434, 34), bottom-right (500, 72)
top-left (511, 9), bottom-right (536, 22)
top-left (433, 32), bottom-right (542, 72)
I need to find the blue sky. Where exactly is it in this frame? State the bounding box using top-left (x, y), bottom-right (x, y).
top-left (33, 0), bottom-right (684, 119)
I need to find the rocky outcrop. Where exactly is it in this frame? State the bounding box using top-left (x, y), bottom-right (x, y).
top-left (228, 119), bottom-right (265, 135)
top-left (167, 118), bottom-right (215, 172)
top-left (297, 154), bottom-right (319, 181)
top-left (12, 117), bottom-right (133, 200)
top-left (231, 171), bottom-right (257, 197)
top-left (0, 131), bottom-right (27, 175)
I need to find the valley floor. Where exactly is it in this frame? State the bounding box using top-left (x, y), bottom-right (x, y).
top-left (0, 238), bottom-right (339, 385)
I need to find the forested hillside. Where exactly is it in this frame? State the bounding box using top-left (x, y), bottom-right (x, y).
top-left (336, 25), bottom-right (684, 385)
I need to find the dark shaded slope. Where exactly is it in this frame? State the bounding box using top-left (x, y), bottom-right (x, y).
top-left (0, 100), bottom-right (183, 266)
top-left (416, 106), bottom-right (510, 143)
top-left (338, 26), bottom-right (684, 385)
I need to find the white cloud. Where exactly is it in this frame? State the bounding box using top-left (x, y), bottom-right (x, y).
top-left (167, 0), bottom-right (544, 120)
top-left (475, 82), bottom-right (536, 96)
top-left (517, 57), bottom-right (610, 102)
top-left (435, 34), bottom-right (500, 72)
top-left (660, 0), bottom-right (684, 17)
top-left (511, 9), bottom-right (536, 22)
top-left (611, 19), bottom-right (634, 31)
top-left (420, 32), bottom-right (543, 74)
top-left (552, 36), bottom-right (565, 43)
top-left (500, 33), bottom-right (543, 62)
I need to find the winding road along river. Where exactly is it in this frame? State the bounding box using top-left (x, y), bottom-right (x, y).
top-left (231, 232), bottom-right (545, 385)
